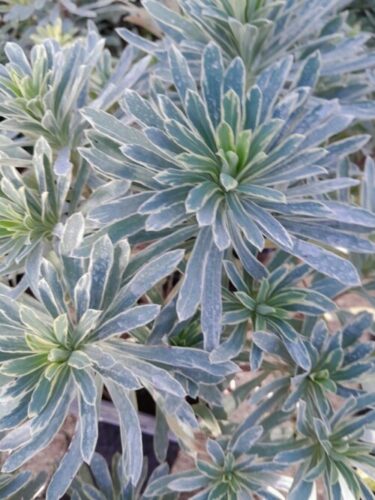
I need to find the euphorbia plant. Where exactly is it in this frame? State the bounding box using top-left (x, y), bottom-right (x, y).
top-left (0, 24), bottom-right (148, 172)
top-left (0, 137), bottom-right (68, 281)
top-left (121, 0), bottom-right (375, 118)
top-left (0, 1), bottom-right (374, 499)
top-left (0, 215), bottom-right (236, 499)
top-left (83, 42), bottom-right (375, 351)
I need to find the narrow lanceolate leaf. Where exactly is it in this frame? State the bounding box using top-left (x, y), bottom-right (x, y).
top-left (112, 249), bottom-right (184, 314)
top-left (72, 368), bottom-right (97, 405)
top-left (123, 89), bottom-right (165, 129)
top-left (168, 45), bottom-right (197, 104)
top-left (88, 235), bottom-right (114, 310)
top-left (95, 305), bottom-right (160, 340)
top-left (210, 323), bottom-right (247, 363)
top-left (288, 238), bottom-right (361, 286)
top-left (107, 382), bottom-right (143, 485)
top-left (227, 195), bottom-right (264, 250)
top-left (201, 242), bottom-right (223, 351)
top-left (79, 395), bottom-right (98, 463)
top-left (203, 43), bottom-right (223, 128)
top-left (60, 213), bottom-right (85, 256)
top-left (82, 344), bottom-right (140, 390)
top-left (177, 227), bottom-right (212, 321)
top-left (121, 356), bottom-right (186, 397)
top-left (46, 429), bottom-right (83, 500)
top-left (53, 314), bottom-right (69, 347)
top-left (241, 200), bottom-right (293, 248)
top-left (2, 376), bottom-right (73, 471)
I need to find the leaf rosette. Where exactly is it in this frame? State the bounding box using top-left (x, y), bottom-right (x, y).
top-left (119, 0), bottom-right (375, 118)
top-left (0, 216), bottom-right (236, 499)
top-left (221, 261), bottom-right (337, 369)
top-left (252, 313), bottom-right (375, 419)
top-left (275, 396), bottom-right (375, 499)
top-left (83, 43), bottom-right (375, 350)
top-left (145, 421), bottom-right (284, 500)
top-left (0, 137), bottom-right (68, 280)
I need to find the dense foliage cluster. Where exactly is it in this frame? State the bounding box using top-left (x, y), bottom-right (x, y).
top-left (0, 1), bottom-right (375, 499)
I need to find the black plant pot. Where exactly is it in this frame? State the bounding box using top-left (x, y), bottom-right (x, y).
top-left (96, 389), bottom-right (179, 475)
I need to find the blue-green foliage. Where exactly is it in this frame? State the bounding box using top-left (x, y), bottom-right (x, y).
top-left (0, 469), bottom-right (46, 499)
top-left (70, 452), bottom-right (177, 500)
top-left (0, 1), bottom-right (374, 499)
top-left (83, 42), bottom-right (375, 352)
top-left (120, 0), bottom-right (375, 118)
